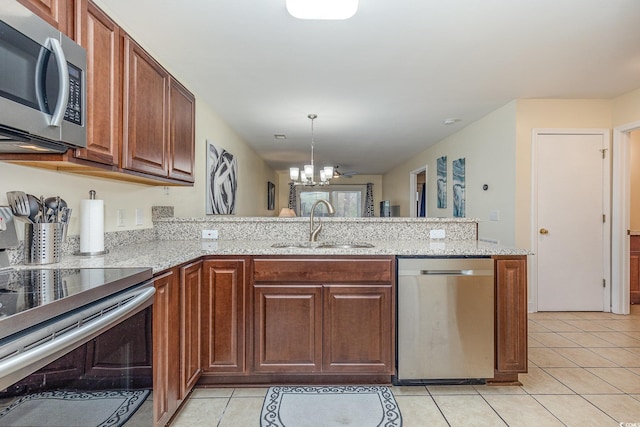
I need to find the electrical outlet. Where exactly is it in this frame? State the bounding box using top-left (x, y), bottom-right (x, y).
top-left (135, 208), bottom-right (144, 225)
top-left (116, 209), bottom-right (125, 227)
top-left (202, 229), bottom-right (219, 239)
top-left (429, 229), bottom-right (446, 239)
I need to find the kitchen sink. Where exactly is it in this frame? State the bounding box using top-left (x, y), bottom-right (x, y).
top-left (271, 242), bottom-right (374, 249)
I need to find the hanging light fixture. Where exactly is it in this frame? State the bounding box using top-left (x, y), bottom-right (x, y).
top-left (290, 114), bottom-right (334, 186)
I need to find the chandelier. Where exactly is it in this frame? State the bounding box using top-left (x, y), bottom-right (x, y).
top-left (289, 114), bottom-right (334, 186)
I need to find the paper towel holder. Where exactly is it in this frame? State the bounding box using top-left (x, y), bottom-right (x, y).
top-left (75, 189), bottom-right (109, 257)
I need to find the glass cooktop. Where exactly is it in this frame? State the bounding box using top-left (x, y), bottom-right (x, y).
top-left (0, 267), bottom-right (152, 340)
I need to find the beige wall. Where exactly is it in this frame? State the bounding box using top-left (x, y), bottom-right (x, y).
top-left (0, 97), bottom-right (276, 237)
top-left (276, 172), bottom-right (383, 216)
top-left (383, 102), bottom-right (517, 245)
top-left (613, 87), bottom-right (640, 127)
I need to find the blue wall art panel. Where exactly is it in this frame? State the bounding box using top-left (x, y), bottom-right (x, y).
top-left (452, 157), bottom-right (465, 217)
top-left (437, 155), bottom-right (447, 209)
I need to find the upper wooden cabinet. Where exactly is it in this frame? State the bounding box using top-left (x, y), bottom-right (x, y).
top-left (17, 0), bottom-right (75, 37)
top-left (122, 35), bottom-right (170, 177)
top-left (74, 1), bottom-right (121, 166)
top-left (168, 79), bottom-right (196, 182)
top-left (2, 0), bottom-right (195, 186)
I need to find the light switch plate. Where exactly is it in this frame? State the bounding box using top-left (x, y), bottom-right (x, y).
top-left (135, 208), bottom-right (143, 225)
top-left (116, 209), bottom-right (125, 227)
top-left (490, 210), bottom-right (500, 221)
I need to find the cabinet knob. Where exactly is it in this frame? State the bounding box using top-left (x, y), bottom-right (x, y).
top-left (539, 228), bottom-right (549, 235)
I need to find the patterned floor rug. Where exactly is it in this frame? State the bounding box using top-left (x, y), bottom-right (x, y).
top-left (260, 385), bottom-right (402, 427)
top-left (0, 389), bottom-right (150, 427)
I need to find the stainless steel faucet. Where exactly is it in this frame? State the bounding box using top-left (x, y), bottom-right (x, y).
top-left (309, 199), bottom-right (335, 242)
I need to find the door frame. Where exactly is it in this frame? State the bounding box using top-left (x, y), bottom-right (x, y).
top-left (612, 120), bottom-right (640, 315)
top-left (531, 128), bottom-right (611, 312)
top-left (409, 165), bottom-right (428, 218)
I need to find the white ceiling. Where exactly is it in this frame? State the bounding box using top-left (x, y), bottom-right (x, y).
top-left (94, 0), bottom-right (640, 175)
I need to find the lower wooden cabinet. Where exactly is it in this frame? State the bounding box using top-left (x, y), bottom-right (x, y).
top-left (253, 285), bottom-right (323, 373)
top-left (251, 257), bottom-right (395, 377)
top-left (631, 236), bottom-right (640, 304)
top-left (201, 258), bottom-right (247, 374)
top-left (492, 256), bottom-right (528, 383)
top-left (179, 261), bottom-right (202, 399)
top-left (152, 269), bottom-right (180, 427)
top-left (323, 285), bottom-right (392, 373)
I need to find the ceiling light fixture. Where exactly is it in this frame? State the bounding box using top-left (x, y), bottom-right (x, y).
top-left (289, 114), bottom-right (333, 186)
top-left (285, 0), bottom-right (359, 20)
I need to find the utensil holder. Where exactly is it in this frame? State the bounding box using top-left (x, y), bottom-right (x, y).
top-left (24, 223), bottom-right (66, 264)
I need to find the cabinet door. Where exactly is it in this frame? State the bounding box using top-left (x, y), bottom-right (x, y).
top-left (323, 285), bottom-right (393, 373)
top-left (180, 261), bottom-right (202, 400)
top-left (202, 259), bottom-right (246, 374)
top-left (17, 0), bottom-right (74, 37)
top-left (153, 270), bottom-right (180, 427)
top-left (494, 257), bottom-right (527, 374)
top-left (630, 236), bottom-right (640, 304)
top-left (253, 285), bottom-right (322, 373)
top-left (122, 35), bottom-right (169, 177)
top-left (168, 78), bottom-right (195, 182)
top-left (73, 1), bottom-right (121, 166)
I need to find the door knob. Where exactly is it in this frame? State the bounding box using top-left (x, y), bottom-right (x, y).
top-left (539, 228), bottom-right (549, 235)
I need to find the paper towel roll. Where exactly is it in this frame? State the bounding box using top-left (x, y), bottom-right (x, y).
top-left (80, 199), bottom-right (104, 253)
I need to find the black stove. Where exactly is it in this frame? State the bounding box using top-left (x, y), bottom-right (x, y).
top-left (0, 267), bottom-right (152, 341)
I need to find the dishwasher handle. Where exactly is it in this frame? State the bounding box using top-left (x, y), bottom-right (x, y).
top-left (398, 269), bottom-right (494, 277)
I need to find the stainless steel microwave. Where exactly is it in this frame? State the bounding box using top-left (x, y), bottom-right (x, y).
top-left (0, 2), bottom-right (86, 153)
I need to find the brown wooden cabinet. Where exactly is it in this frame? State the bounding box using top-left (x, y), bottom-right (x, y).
top-left (323, 285), bottom-right (392, 373)
top-left (152, 269), bottom-right (180, 427)
top-left (17, 0), bottom-right (75, 37)
top-left (201, 258), bottom-right (247, 375)
top-left (491, 256), bottom-right (528, 384)
top-left (631, 236), bottom-right (640, 304)
top-left (2, 1), bottom-right (195, 186)
top-left (253, 284), bottom-right (323, 373)
top-left (179, 261), bottom-right (202, 399)
top-left (168, 78), bottom-right (195, 183)
top-left (122, 35), bottom-right (170, 177)
top-left (74, 1), bottom-right (121, 166)
top-left (251, 257), bottom-right (395, 377)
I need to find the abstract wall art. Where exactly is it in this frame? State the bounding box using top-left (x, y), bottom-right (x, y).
top-left (437, 155), bottom-right (447, 209)
top-left (452, 157), bottom-right (466, 217)
top-left (206, 141), bottom-right (238, 214)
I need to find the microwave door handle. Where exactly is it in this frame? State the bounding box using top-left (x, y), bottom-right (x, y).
top-left (46, 38), bottom-right (69, 127)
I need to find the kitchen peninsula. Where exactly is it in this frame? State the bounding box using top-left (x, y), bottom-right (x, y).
top-left (6, 216), bottom-right (529, 426)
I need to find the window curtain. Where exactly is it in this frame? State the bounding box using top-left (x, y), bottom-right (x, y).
top-left (288, 182), bottom-right (297, 214)
top-left (365, 183), bottom-right (374, 217)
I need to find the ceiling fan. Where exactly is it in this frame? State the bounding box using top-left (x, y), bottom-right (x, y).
top-left (332, 166), bottom-right (358, 179)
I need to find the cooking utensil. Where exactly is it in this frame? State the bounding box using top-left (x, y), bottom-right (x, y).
top-left (26, 194), bottom-right (42, 223)
top-left (6, 191), bottom-right (31, 222)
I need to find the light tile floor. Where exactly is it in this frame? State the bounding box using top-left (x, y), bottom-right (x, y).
top-left (170, 305), bottom-right (640, 426)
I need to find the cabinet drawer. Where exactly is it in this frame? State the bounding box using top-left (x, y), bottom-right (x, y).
top-left (253, 258), bottom-right (393, 283)
top-left (631, 235), bottom-right (640, 252)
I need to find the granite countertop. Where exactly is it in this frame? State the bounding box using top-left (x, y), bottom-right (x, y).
top-left (17, 239), bottom-right (530, 274)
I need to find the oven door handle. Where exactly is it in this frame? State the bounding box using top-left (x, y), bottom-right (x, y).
top-left (0, 286), bottom-right (155, 391)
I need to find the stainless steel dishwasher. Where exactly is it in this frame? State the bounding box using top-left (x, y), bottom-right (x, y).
top-left (396, 257), bottom-right (494, 384)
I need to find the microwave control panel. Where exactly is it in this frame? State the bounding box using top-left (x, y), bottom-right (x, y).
top-left (63, 64), bottom-right (83, 125)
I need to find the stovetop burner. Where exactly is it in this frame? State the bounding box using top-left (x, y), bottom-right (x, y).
top-left (0, 267), bottom-right (152, 340)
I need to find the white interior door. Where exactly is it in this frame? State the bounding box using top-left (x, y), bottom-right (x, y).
top-left (535, 132), bottom-right (609, 311)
